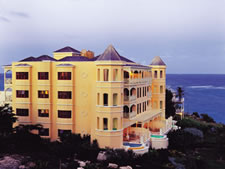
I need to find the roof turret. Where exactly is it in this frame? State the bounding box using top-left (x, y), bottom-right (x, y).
top-left (150, 56), bottom-right (166, 66)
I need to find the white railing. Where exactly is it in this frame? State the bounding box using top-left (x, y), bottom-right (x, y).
top-left (123, 111), bottom-right (137, 119)
top-left (124, 78), bottom-right (151, 85)
top-left (160, 116), bottom-right (173, 135)
top-left (124, 95), bottom-right (136, 102)
top-left (5, 78), bottom-right (12, 84)
top-left (5, 95), bottom-right (12, 102)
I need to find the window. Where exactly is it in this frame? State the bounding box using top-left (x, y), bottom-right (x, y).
top-left (38, 90), bottom-right (49, 98)
top-left (142, 72), bottom-right (144, 78)
top-left (16, 109), bottom-right (29, 116)
top-left (160, 70), bottom-right (163, 78)
top-left (153, 85), bottom-right (157, 93)
top-left (103, 93), bottom-right (108, 106)
top-left (154, 71), bottom-right (157, 78)
top-left (97, 117), bottom-right (100, 129)
top-left (137, 122), bottom-right (142, 128)
top-left (58, 110), bottom-right (71, 118)
top-left (143, 102), bottom-right (144, 112)
top-left (140, 88), bottom-right (141, 97)
top-left (38, 109), bottom-right (49, 117)
top-left (58, 72), bottom-right (71, 80)
top-left (113, 69), bottom-right (118, 81)
top-left (113, 118), bottom-right (118, 130)
top-left (139, 103), bottom-right (141, 113)
top-left (103, 118), bottom-right (108, 130)
top-left (16, 90), bottom-right (29, 98)
top-left (103, 69), bottom-right (109, 81)
top-left (143, 87), bottom-right (145, 97)
top-left (137, 88), bottom-right (139, 98)
top-left (38, 128), bottom-right (49, 136)
top-left (97, 93), bottom-right (100, 105)
top-left (160, 101), bottom-right (163, 109)
top-left (58, 129), bottom-right (71, 137)
top-left (113, 93), bottom-right (118, 106)
top-left (137, 104), bottom-right (139, 114)
top-left (160, 86), bottom-right (163, 93)
top-left (16, 72), bottom-right (28, 80)
top-left (97, 69), bottom-right (100, 81)
top-left (38, 72), bottom-right (49, 80)
top-left (58, 91), bottom-right (72, 99)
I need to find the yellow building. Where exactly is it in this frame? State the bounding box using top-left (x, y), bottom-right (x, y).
top-left (3, 45), bottom-right (171, 151)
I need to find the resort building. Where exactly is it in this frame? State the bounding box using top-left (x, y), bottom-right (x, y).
top-left (3, 45), bottom-right (173, 151)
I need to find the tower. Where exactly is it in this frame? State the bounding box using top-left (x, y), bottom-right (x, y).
top-left (93, 45), bottom-right (124, 148)
top-left (149, 56), bottom-right (166, 119)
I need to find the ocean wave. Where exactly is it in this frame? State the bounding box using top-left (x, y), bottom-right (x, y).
top-left (188, 85), bottom-right (225, 90)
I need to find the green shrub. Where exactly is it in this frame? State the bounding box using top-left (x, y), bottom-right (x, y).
top-left (176, 117), bottom-right (209, 133)
top-left (200, 114), bottom-right (215, 123)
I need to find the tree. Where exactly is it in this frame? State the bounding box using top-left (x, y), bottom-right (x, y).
top-left (177, 87), bottom-right (184, 101)
top-left (166, 89), bottom-right (176, 118)
top-left (0, 104), bottom-right (17, 136)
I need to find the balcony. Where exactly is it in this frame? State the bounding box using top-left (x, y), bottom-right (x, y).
top-left (124, 88), bottom-right (136, 103)
top-left (5, 95), bottom-right (12, 102)
top-left (124, 95), bottom-right (136, 102)
top-left (123, 111), bottom-right (137, 119)
top-left (124, 78), bottom-right (151, 85)
top-left (123, 105), bottom-right (137, 119)
top-left (5, 78), bottom-right (12, 85)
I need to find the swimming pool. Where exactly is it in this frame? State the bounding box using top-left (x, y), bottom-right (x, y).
top-left (151, 135), bottom-right (164, 138)
top-left (123, 142), bottom-right (142, 147)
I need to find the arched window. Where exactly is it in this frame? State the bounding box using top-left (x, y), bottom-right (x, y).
top-left (103, 69), bottom-right (109, 81)
top-left (113, 118), bottom-right (118, 130)
top-left (113, 93), bottom-right (118, 106)
top-left (103, 93), bottom-right (108, 106)
top-left (160, 70), bottom-right (163, 78)
top-left (97, 69), bottom-right (100, 81)
top-left (154, 71), bottom-right (157, 78)
top-left (103, 118), bottom-right (108, 130)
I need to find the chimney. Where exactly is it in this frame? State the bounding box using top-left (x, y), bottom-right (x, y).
top-left (81, 49), bottom-right (94, 59)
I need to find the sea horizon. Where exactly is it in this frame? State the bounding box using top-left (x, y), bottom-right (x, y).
top-left (0, 73), bottom-right (225, 123)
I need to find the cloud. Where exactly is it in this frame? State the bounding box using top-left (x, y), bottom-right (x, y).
top-left (10, 11), bottom-right (29, 18)
top-left (0, 16), bottom-right (10, 22)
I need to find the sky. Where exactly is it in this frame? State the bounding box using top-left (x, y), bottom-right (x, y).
top-left (0, 0), bottom-right (225, 74)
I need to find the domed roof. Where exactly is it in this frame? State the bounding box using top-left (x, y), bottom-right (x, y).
top-left (97, 45), bottom-right (122, 61)
top-left (150, 56), bottom-right (166, 66)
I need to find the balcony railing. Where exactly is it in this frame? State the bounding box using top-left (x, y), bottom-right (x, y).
top-left (124, 95), bottom-right (136, 102)
top-left (5, 78), bottom-right (12, 85)
top-left (123, 111), bottom-right (137, 119)
top-left (124, 78), bottom-right (151, 85)
top-left (5, 95), bottom-right (12, 102)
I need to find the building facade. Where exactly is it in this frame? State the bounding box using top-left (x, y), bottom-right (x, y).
top-left (3, 45), bottom-right (169, 150)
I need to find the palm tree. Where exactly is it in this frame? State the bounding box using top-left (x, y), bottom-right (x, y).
top-left (177, 87), bottom-right (184, 102)
top-left (0, 104), bottom-right (17, 136)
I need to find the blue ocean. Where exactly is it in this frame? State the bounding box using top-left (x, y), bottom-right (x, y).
top-left (0, 73), bottom-right (224, 123)
top-left (167, 74), bottom-right (225, 123)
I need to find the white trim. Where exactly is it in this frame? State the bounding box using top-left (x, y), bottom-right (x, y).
top-left (96, 129), bottom-right (123, 132)
top-left (96, 110), bottom-right (123, 113)
top-left (15, 102), bottom-right (31, 104)
top-left (36, 121), bottom-right (51, 124)
top-left (96, 105), bottom-right (123, 108)
top-left (96, 86), bottom-right (124, 88)
top-left (96, 81), bottom-right (124, 83)
top-left (56, 103), bottom-right (74, 106)
top-left (56, 122), bottom-right (73, 125)
top-left (56, 84), bottom-right (74, 87)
